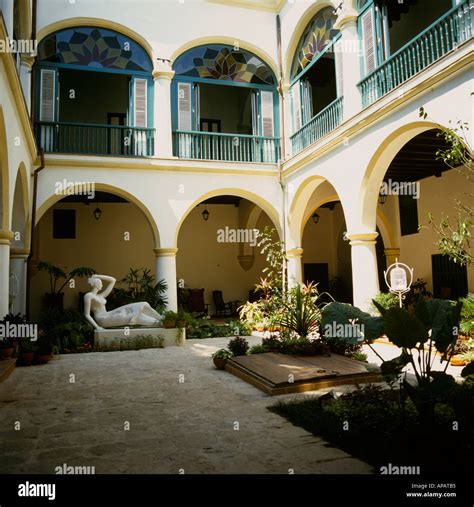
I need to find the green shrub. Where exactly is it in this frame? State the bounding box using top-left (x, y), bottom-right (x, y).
top-left (370, 292), bottom-right (399, 314)
top-left (227, 336), bottom-right (249, 356)
top-left (248, 344), bottom-right (271, 355)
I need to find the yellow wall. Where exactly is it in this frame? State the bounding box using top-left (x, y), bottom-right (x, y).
top-left (177, 203), bottom-right (273, 311)
top-left (30, 201), bottom-right (155, 319)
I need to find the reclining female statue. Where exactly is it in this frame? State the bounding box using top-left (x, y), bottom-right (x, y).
top-left (84, 274), bottom-right (163, 331)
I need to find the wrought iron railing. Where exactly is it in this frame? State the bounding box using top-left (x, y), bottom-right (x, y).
top-left (359, 0), bottom-right (472, 107)
top-left (172, 130), bottom-right (280, 163)
top-left (35, 122), bottom-right (155, 157)
top-left (290, 96), bottom-right (343, 155)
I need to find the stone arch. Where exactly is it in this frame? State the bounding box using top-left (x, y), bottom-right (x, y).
top-left (283, 0), bottom-right (339, 83)
top-left (175, 188), bottom-right (282, 247)
top-left (35, 182), bottom-right (161, 248)
top-left (36, 17), bottom-right (156, 69)
top-left (11, 162), bottom-right (29, 248)
top-left (170, 36), bottom-right (279, 80)
top-left (0, 106), bottom-right (9, 230)
top-left (358, 121), bottom-right (441, 232)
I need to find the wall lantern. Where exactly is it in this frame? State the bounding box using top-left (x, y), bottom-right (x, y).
top-left (202, 207), bottom-right (210, 221)
top-left (311, 213), bottom-right (320, 224)
top-left (93, 207), bottom-right (102, 221)
top-left (384, 259), bottom-right (414, 307)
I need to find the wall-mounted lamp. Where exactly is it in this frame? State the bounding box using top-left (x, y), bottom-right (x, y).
top-left (202, 207), bottom-right (210, 221)
top-left (378, 192), bottom-right (388, 205)
top-left (93, 207), bottom-right (102, 220)
top-left (311, 213), bottom-right (320, 224)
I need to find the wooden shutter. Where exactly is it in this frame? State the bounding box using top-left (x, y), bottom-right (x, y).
top-left (39, 68), bottom-right (56, 122)
top-left (334, 39), bottom-right (344, 97)
top-left (360, 6), bottom-right (376, 75)
top-left (291, 81), bottom-right (302, 132)
top-left (177, 82), bottom-right (192, 131)
top-left (133, 78), bottom-right (148, 127)
top-left (301, 79), bottom-right (313, 124)
top-left (260, 90), bottom-right (274, 137)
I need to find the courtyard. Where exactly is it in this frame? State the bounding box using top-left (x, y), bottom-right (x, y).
top-left (0, 336), bottom-right (372, 475)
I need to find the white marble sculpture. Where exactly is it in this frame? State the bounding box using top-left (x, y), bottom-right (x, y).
top-left (84, 274), bottom-right (162, 331)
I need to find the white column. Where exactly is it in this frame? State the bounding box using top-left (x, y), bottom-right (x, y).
top-left (286, 247), bottom-right (303, 288)
top-left (154, 248), bottom-right (178, 311)
top-left (19, 55), bottom-right (34, 113)
top-left (153, 60), bottom-right (175, 158)
top-left (281, 83), bottom-right (293, 160)
top-left (0, 230), bottom-right (14, 318)
top-left (347, 232), bottom-right (380, 311)
top-left (334, 6), bottom-right (361, 121)
top-left (10, 248), bottom-right (29, 315)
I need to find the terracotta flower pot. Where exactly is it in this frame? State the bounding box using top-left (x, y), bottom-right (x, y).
top-left (213, 357), bottom-right (227, 370)
top-left (164, 320), bottom-right (176, 329)
top-left (450, 355), bottom-right (468, 366)
top-left (34, 354), bottom-right (52, 364)
top-left (1, 348), bottom-right (14, 359)
top-left (18, 352), bottom-right (34, 366)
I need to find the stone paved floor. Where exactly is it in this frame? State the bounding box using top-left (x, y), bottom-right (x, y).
top-left (0, 337), bottom-right (373, 474)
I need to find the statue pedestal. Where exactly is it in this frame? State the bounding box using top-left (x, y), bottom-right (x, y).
top-left (94, 327), bottom-right (186, 350)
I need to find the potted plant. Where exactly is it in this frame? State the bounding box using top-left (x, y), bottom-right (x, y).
top-left (17, 339), bottom-right (37, 366)
top-left (38, 261), bottom-right (96, 310)
top-left (212, 348), bottom-right (233, 370)
top-left (0, 336), bottom-right (15, 359)
top-left (176, 311), bottom-right (196, 329)
top-left (162, 310), bottom-right (178, 329)
top-left (34, 334), bottom-right (56, 364)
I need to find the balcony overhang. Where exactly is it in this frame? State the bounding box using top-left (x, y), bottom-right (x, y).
top-left (207, 0), bottom-right (286, 12)
top-left (282, 39), bottom-right (474, 179)
top-left (37, 153), bottom-right (279, 177)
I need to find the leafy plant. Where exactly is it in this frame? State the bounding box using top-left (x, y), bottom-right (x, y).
top-left (212, 348), bottom-right (234, 360)
top-left (108, 268), bottom-right (167, 312)
top-left (351, 351), bottom-right (368, 362)
top-left (370, 292), bottom-right (399, 314)
top-left (322, 298), bottom-right (463, 425)
top-left (162, 310), bottom-right (178, 322)
top-left (18, 339), bottom-right (37, 353)
top-left (38, 261), bottom-right (96, 295)
top-left (459, 293), bottom-right (474, 336)
top-left (227, 336), bottom-right (249, 356)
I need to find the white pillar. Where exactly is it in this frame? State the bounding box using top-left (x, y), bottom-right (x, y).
top-left (19, 55), bottom-right (34, 113)
top-left (347, 232), bottom-right (380, 311)
top-left (10, 248), bottom-right (29, 315)
top-left (0, 230), bottom-right (14, 318)
top-left (334, 6), bottom-right (361, 121)
top-left (281, 83), bottom-right (293, 159)
top-left (153, 60), bottom-right (175, 158)
top-left (286, 247), bottom-right (303, 288)
top-left (154, 248), bottom-right (178, 311)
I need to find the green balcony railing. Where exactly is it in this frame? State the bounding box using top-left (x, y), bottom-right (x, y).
top-left (359, 0), bottom-right (473, 107)
top-left (291, 96), bottom-right (343, 155)
top-left (172, 130), bottom-right (280, 163)
top-left (35, 122), bottom-right (155, 157)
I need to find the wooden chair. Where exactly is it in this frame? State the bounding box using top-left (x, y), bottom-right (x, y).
top-left (188, 288), bottom-right (209, 317)
top-left (213, 290), bottom-right (241, 317)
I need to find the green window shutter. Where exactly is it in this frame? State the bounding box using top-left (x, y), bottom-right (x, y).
top-left (334, 39), bottom-right (344, 97)
top-left (398, 194), bottom-right (419, 236)
top-left (177, 82), bottom-right (192, 131)
top-left (301, 79), bottom-right (313, 125)
top-left (133, 78), bottom-right (148, 128)
top-left (39, 68), bottom-right (56, 122)
top-left (260, 90), bottom-right (274, 137)
top-left (291, 81), bottom-right (302, 132)
top-left (360, 6), bottom-right (377, 76)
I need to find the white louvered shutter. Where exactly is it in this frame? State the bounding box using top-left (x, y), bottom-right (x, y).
top-left (260, 91), bottom-right (274, 138)
top-left (39, 68), bottom-right (56, 122)
top-left (133, 78), bottom-right (148, 128)
top-left (291, 81), bottom-right (302, 133)
top-left (334, 39), bottom-right (344, 97)
top-left (360, 7), bottom-right (376, 76)
top-left (177, 82), bottom-right (192, 131)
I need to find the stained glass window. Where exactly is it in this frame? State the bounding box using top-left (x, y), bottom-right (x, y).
top-left (291, 7), bottom-right (339, 79)
top-left (174, 45), bottom-right (276, 86)
top-left (38, 27), bottom-right (153, 72)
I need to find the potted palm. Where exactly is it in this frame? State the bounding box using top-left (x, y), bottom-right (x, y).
top-left (38, 261), bottom-right (96, 310)
top-left (211, 348), bottom-right (233, 370)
